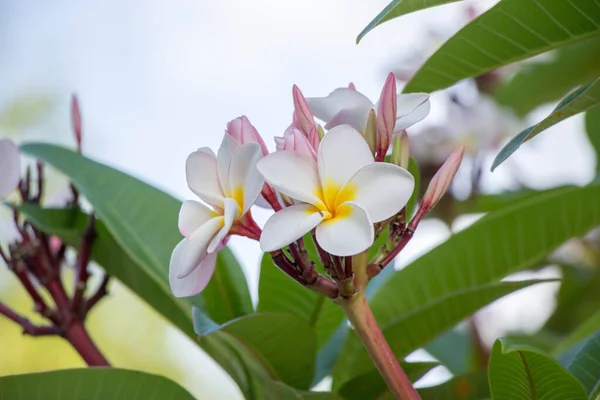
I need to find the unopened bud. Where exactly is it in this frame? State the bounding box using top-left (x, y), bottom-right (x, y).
top-left (226, 115), bottom-right (269, 156)
top-left (364, 109), bottom-right (377, 154)
top-left (391, 131), bottom-right (410, 169)
top-left (71, 95), bottom-right (82, 152)
top-left (376, 73), bottom-right (397, 158)
top-left (292, 85), bottom-right (317, 137)
top-left (422, 146), bottom-right (464, 213)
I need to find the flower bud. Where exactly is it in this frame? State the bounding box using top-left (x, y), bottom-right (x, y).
top-left (274, 127), bottom-right (316, 160)
top-left (226, 116), bottom-right (269, 156)
top-left (391, 131), bottom-right (410, 169)
top-left (364, 109), bottom-right (378, 154)
top-left (71, 94), bottom-right (82, 152)
top-left (292, 85), bottom-right (317, 138)
top-left (421, 145), bottom-right (464, 213)
top-left (348, 82), bottom-right (356, 91)
top-left (376, 73), bottom-right (397, 158)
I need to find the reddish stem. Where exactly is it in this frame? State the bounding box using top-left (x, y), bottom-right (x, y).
top-left (65, 320), bottom-right (109, 366)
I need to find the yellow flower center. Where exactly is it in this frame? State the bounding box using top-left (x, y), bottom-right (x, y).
top-left (314, 177), bottom-right (358, 220)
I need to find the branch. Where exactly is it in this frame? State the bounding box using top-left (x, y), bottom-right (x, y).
top-left (85, 274), bottom-right (110, 313)
top-left (0, 302), bottom-right (59, 336)
top-left (71, 215), bottom-right (96, 313)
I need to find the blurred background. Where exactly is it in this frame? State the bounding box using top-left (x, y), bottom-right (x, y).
top-left (0, 0), bottom-right (596, 398)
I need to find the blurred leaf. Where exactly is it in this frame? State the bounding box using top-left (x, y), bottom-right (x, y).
top-left (567, 330), bottom-right (600, 398)
top-left (357, 0), bottom-right (463, 44)
top-left (403, 0), bottom-right (600, 94)
top-left (424, 328), bottom-right (473, 375)
top-left (495, 36), bottom-right (600, 116)
top-left (194, 310), bottom-right (317, 397)
top-left (492, 78), bottom-right (600, 170)
top-left (0, 368), bottom-right (195, 399)
top-left (338, 362), bottom-right (437, 400)
top-left (0, 95), bottom-right (53, 131)
top-left (20, 143), bottom-right (249, 325)
top-left (332, 182), bottom-right (600, 388)
top-left (418, 371), bottom-right (489, 400)
top-left (488, 338), bottom-right (587, 400)
top-left (585, 106), bottom-right (600, 173)
top-left (554, 310), bottom-right (600, 357)
top-left (301, 393), bottom-right (345, 399)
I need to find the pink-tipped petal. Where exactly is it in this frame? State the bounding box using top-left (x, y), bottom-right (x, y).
top-left (178, 200), bottom-right (216, 237)
top-left (177, 216), bottom-right (224, 278)
top-left (260, 204), bottom-right (324, 252)
top-left (226, 116), bottom-right (269, 156)
top-left (292, 85), bottom-right (316, 135)
top-left (377, 73), bottom-right (397, 155)
top-left (170, 240), bottom-right (217, 297)
top-left (0, 139), bottom-right (20, 198)
top-left (316, 202), bottom-right (374, 256)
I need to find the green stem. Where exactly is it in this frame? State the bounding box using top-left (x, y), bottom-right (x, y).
top-left (340, 293), bottom-right (421, 400)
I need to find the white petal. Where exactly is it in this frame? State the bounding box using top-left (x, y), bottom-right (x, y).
top-left (257, 151), bottom-right (324, 207)
top-left (169, 240), bottom-right (217, 297)
top-left (344, 163), bottom-right (415, 223)
top-left (307, 88), bottom-right (373, 123)
top-left (217, 133), bottom-right (241, 193)
top-left (0, 139), bottom-right (20, 199)
top-left (177, 216), bottom-right (224, 278)
top-left (228, 142), bottom-right (265, 214)
top-left (260, 204), bottom-right (324, 252)
top-left (186, 148), bottom-right (225, 207)
top-left (208, 198), bottom-right (237, 252)
top-left (178, 200), bottom-right (216, 237)
top-left (324, 107), bottom-right (370, 133)
top-left (394, 93), bottom-right (431, 131)
top-left (316, 202), bottom-right (374, 256)
top-left (317, 125), bottom-right (374, 188)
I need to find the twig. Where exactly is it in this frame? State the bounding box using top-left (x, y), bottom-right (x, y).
top-left (71, 215), bottom-right (96, 313)
top-left (0, 302), bottom-right (60, 336)
top-left (85, 274), bottom-right (110, 313)
top-left (33, 162), bottom-right (44, 203)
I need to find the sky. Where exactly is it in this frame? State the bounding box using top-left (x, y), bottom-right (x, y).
top-left (0, 1), bottom-right (597, 398)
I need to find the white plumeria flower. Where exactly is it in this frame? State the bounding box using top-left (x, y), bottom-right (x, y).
top-left (257, 125), bottom-right (415, 256)
top-left (169, 136), bottom-right (264, 297)
top-left (0, 139), bottom-right (20, 199)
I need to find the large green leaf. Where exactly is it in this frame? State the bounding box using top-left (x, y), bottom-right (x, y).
top-left (585, 106), bottom-right (600, 173)
top-left (554, 310), bottom-right (600, 356)
top-left (18, 205), bottom-right (194, 337)
top-left (495, 36), bottom-right (600, 116)
top-left (194, 310), bottom-right (318, 397)
top-left (403, 0), bottom-right (600, 94)
top-left (357, 0), bottom-right (463, 44)
top-left (418, 371), bottom-right (489, 400)
top-left (337, 362), bottom-right (437, 400)
top-left (492, 78), bottom-right (600, 170)
top-left (332, 182), bottom-right (600, 388)
top-left (488, 338), bottom-right (587, 400)
top-left (20, 143), bottom-right (252, 324)
top-left (0, 368), bottom-right (195, 399)
top-left (567, 329), bottom-right (600, 398)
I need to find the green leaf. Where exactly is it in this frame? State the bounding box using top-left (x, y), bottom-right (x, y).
top-left (332, 182), bottom-right (600, 388)
top-left (424, 328), bottom-right (473, 375)
top-left (418, 371), bottom-right (489, 400)
top-left (338, 362), bottom-right (437, 400)
top-left (567, 329), bottom-right (600, 398)
top-left (585, 106), bottom-right (600, 173)
top-left (489, 338), bottom-right (587, 400)
top-left (0, 368), bottom-right (195, 399)
top-left (492, 78), bottom-right (600, 170)
top-left (18, 205), bottom-right (194, 337)
top-left (19, 143), bottom-right (251, 324)
top-left (357, 0), bottom-right (463, 44)
top-left (495, 36), bottom-right (600, 116)
top-left (554, 310), bottom-right (600, 356)
top-left (403, 0), bottom-right (600, 94)
top-left (194, 310), bottom-right (317, 396)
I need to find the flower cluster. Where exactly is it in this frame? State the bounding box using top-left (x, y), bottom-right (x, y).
top-left (170, 73), bottom-right (463, 298)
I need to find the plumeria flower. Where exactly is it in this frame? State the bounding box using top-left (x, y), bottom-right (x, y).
top-left (0, 139), bottom-right (20, 199)
top-left (169, 136), bottom-right (264, 297)
top-left (274, 127), bottom-right (317, 160)
top-left (226, 115), bottom-right (269, 156)
top-left (257, 125), bottom-right (414, 256)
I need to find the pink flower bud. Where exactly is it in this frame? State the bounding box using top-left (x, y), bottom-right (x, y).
top-left (292, 85), bottom-right (317, 138)
top-left (348, 82), bottom-right (357, 91)
top-left (71, 94), bottom-right (82, 152)
top-left (422, 145), bottom-right (464, 213)
top-left (226, 116), bottom-right (269, 156)
top-left (274, 127), bottom-right (317, 160)
top-left (376, 73), bottom-right (397, 158)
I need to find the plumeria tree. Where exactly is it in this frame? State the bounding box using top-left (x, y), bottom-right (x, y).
top-left (2, 1), bottom-right (600, 399)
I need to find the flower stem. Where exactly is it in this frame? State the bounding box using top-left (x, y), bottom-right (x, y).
top-left (340, 293), bottom-right (421, 400)
top-left (66, 320), bottom-right (110, 366)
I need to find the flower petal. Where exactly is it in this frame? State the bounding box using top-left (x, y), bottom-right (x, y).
top-left (345, 163), bottom-right (415, 223)
top-left (317, 125), bottom-right (374, 188)
top-left (178, 200), bottom-right (216, 237)
top-left (208, 198), bottom-right (237, 252)
top-left (324, 107), bottom-right (370, 133)
top-left (307, 88), bottom-right (373, 123)
top-left (228, 142), bottom-right (264, 214)
top-left (316, 202), bottom-right (373, 256)
top-left (177, 216), bottom-right (224, 278)
top-left (0, 139), bottom-right (21, 199)
top-left (394, 93), bottom-right (430, 131)
top-left (260, 204), bottom-right (324, 252)
top-left (257, 151), bottom-right (324, 207)
top-left (186, 148), bottom-right (225, 207)
top-left (169, 240), bottom-right (217, 297)
top-left (217, 133), bottom-right (242, 193)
